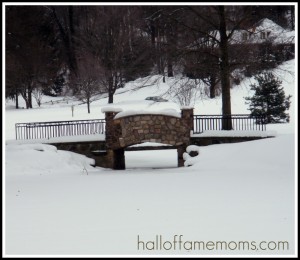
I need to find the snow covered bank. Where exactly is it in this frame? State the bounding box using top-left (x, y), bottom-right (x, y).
top-left (5, 143), bottom-right (96, 176)
top-left (5, 133), bottom-right (295, 255)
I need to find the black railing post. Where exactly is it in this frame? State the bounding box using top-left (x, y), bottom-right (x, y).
top-left (15, 124), bottom-right (18, 140)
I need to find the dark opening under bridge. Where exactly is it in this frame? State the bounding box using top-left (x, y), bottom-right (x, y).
top-left (15, 109), bottom-right (268, 169)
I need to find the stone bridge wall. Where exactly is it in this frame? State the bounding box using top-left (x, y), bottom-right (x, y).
top-left (108, 114), bottom-right (191, 149)
top-left (104, 108), bottom-right (194, 169)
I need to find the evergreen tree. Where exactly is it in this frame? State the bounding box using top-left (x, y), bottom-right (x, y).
top-left (245, 72), bottom-right (291, 124)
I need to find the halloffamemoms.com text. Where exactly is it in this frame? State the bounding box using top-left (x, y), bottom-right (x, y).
top-left (137, 235), bottom-right (289, 252)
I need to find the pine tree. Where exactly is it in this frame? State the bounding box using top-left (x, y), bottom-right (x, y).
top-left (245, 72), bottom-right (291, 124)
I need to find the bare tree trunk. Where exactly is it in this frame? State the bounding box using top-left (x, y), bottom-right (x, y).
top-left (25, 99), bottom-right (30, 109)
top-left (87, 97), bottom-right (90, 113)
top-left (21, 86), bottom-right (31, 109)
top-left (167, 59), bottom-right (173, 77)
top-left (166, 24), bottom-right (173, 77)
top-left (156, 43), bottom-right (163, 75)
top-left (209, 76), bottom-right (217, 99)
top-left (68, 6), bottom-right (77, 74)
top-left (28, 87), bottom-right (33, 108)
top-left (15, 91), bottom-right (19, 109)
top-left (218, 6), bottom-right (232, 130)
top-left (108, 92), bottom-right (114, 104)
top-left (210, 85), bottom-right (216, 99)
top-left (108, 76), bottom-right (114, 104)
top-left (50, 6), bottom-right (77, 74)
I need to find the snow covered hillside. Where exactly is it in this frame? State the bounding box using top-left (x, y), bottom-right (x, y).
top-left (4, 59), bottom-right (297, 256)
top-left (5, 59), bottom-right (296, 140)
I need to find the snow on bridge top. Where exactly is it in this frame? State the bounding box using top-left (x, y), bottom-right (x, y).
top-left (114, 109), bottom-right (181, 119)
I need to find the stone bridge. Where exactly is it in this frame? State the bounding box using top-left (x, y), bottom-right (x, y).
top-left (14, 108), bottom-right (272, 170)
top-left (102, 108), bottom-right (194, 169)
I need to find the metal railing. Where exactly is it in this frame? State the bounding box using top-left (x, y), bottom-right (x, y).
top-left (193, 114), bottom-right (266, 134)
top-left (15, 119), bottom-right (106, 140)
top-left (15, 114), bottom-right (266, 140)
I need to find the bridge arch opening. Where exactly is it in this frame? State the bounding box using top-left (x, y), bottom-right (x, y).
top-left (125, 142), bottom-right (178, 169)
top-left (125, 150), bottom-right (178, 169)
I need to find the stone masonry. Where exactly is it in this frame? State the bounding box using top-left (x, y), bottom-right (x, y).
top-left (104, 108), bottom-right (194, 169)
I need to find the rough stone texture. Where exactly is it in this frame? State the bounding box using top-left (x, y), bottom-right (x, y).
top-left (105, 112), bottom-right (122, 150)
top-left (181, 108), bottom-right (194, 132)
top-left (103, 108), bottom-right (194, 169)
top-left (105, 110), bottom-right (193, 150)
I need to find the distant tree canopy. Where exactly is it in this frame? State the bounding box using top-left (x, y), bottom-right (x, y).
top-left (5, 5), bottom-right (295, 111)
top-left (6, 6), bottom-right (61, 108)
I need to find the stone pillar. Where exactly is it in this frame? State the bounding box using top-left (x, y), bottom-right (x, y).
top-left (179, 108), bottom-right (194, 167)
top-left (105, 149), bottom-right (125, 170)
top-left (113, 148), bottom-right (125, 170)
top-left (105, 111), bottom-right (119, 149)
top-left (104, 110), bottom-right (125, 170)
top-left (177, 145), bottom-right (186, 167)
top-left (181, 107), bottom-right (194, 132)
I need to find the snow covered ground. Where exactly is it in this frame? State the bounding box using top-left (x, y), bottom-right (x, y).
top-left (4, 60), bottom-right (297, 256)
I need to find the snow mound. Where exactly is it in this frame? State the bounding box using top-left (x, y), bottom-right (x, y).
top-left (129, 142), bottom-right (171, 147)
top-left (183, 145), bottom-right (201, 167)
top-left (5, 143), bottom-right (96, 176)
top-left (114, 109), bottom-right (181, 119)
top-left (6, 143), bottom-right (58, 152)
top-left (101, 107), bottom-right (123, 113)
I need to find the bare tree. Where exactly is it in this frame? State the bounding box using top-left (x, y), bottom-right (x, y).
top-left (32, 86), bottom-right (44, 107)
top-left (70, 51), bottom-right (104, 113)
top-left (176, 6), bottom-right (254, 129)
top-left (143, 6), bottom-right (183, 81)
top-left (167, 78), bottom-right (201, 107)
top-left (183, 43), bottom-right (221, 99)
top-left (7, 37), bottom-right (58, 109)
top-left (75, 6), bottom-right (152, 104)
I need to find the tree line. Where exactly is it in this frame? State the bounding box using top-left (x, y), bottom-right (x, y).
top-left (5, 5), bottom-right (295, 127)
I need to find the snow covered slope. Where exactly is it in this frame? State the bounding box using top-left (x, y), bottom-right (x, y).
top-left (4, 59), bottom-right (296, 140)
